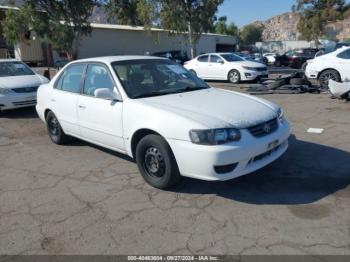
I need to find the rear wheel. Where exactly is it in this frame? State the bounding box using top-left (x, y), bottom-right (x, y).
top-left (136, 135), bottom-right (181, 189)
top-left (228, 70), bottom-right (241, 84)
top-left (301, 62), bottom-right (307, 71)
top-left (319, 69), bottom-right (340, 89)
top-left (46, 111), bottom-right (69, 145)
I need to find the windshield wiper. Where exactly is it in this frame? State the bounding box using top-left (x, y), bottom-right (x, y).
top-left (133, 91), bottom-right (176, 99)
top-left (132, 86), bottom-right (208, 99)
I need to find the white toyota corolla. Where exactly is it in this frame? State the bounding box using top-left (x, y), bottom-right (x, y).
top-left (0, 59), bottom-right (49, 111)
top-left (36, 56), bottom-right (290, 189)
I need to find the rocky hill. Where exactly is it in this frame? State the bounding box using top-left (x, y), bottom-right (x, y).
top-left (252, 12), bottom-right (350, 42)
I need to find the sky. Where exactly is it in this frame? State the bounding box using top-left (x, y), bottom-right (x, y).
top-left (217, 0), bottom-right (297, 27)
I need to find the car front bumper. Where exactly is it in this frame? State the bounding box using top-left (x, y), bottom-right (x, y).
top-left (0, 92), bottom-right (37, 111)
top-left (241, 70), bottom-right (269, 81)
top-left (167, 120), bottom-right (291, 181)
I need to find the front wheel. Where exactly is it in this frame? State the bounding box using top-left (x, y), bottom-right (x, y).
top-left (46, 111), bottom-right (69, 145)
top-left (136, 135), bottom-right (181, 189)
top-left (189, 69), bottom-right (197, 76)
top-left (228, 70), bottom-right (241, 84)
top-left (319, 69), bottom-right (340, 89)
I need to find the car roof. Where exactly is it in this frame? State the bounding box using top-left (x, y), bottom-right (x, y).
top-left (197, 53), bottom-right (235, 57)
top-left (70, 55), bottom-right (167, 64)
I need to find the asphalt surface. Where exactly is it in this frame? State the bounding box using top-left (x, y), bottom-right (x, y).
top-left (0, 82), bottom-right (349, 255)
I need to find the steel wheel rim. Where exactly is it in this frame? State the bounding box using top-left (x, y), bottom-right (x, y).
top-left (229, 72), bottom-right (239, 83)
top-left (48, 116), bottom-right (59, 136)
top-left (320, 72), bottom-right (337, 86)
top-left (143, 147), bottom-right (166, 178)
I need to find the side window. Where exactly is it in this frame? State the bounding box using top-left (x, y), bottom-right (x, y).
top-left (197, 55), bottom-right (209, 62)
top-left (83, 64), bottom-right (114, 97)
top-left (210, 55), bottom-right (223, 63)
top-left (55, 64), bottom-right (85, 93)
top-left (337, 49), bottom-right (350, 59)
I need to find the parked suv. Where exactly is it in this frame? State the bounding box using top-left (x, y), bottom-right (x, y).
top-left (275, 48), bottom-right (319, 69)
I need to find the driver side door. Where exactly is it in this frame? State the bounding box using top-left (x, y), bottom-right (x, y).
top-left (77, 63), bottom-right (125, 151)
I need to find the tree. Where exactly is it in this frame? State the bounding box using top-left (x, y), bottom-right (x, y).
top-left (214, 16), bottom-right (238, 37)
top-left (159, 0), bottom-right (224, 58)
top-left (1, 2), bottom-right (33, 46)
top-left (105, 0), bottom-right (142, 26)
top-left (239, 24), bottom-right (263, 45)
top-left (2, 0), bottom-right (98, 60)
top-left (294, 0), bottom-right (349, 45)
top-left (105, 0), bottom-right (158, 27)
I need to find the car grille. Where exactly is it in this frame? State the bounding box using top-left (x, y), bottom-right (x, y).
top-left (256, 67), bottom-right (267, 72)
top-left (247, 118), bottom-right (278, 137)
top-left (12, 86), bottom-right (39, 93)
top-left (12, 100), bottom-right (36, 106)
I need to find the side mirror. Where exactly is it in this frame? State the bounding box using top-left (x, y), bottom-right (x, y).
top-left (94, 88), bottom-right (120, 101)
top-left (219, 60), bottom-right (224, 64)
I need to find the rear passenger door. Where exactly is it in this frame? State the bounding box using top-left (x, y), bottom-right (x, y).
top-left (51, 63), bottom-right (85, 136)
top-left (77, 63), bottom-right (125, 151)
top-left (336, 49), bottom-right (350, 81)
top-left (208, 55), bottom-right (226, 79)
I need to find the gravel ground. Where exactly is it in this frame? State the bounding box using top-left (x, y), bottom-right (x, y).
top-left (0, 82), bottom-right (349, 255)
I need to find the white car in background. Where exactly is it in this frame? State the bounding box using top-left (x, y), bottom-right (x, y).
top-left (36, 56), bottom-right (290, 189)
top-left (263, 53), bottom-right (277, 64)
top-left (0, 59), bottom-right (49, 111)
top-left (184, 53), bottom-right (268, 84)
top-left (305, 46), bottom-right (350, 87)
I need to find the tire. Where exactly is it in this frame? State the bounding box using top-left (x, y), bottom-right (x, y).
top-left (46, 111), bottom-right (69, 145)
top-left (136, 134), bottom-right (181, 189)
top-left (289, 78), bottom-right (311, 86)
top-left (301, 62), bottom-right (307, 71)
top-left (267, 79), bottom-right (286, 90)
top-left (228, 70), bottom-right (241, 84)
top-left (189, 69), bottom-right (197, 76)
top-left (318, 69), bottom-right (340, 88)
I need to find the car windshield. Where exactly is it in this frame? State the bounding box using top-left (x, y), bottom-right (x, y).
top-left (112, 59), bottom-right (209, 99)
top-left (221, 54), bottom-right (244, 62)
top-left (0, 61), bottom-right (35, 77)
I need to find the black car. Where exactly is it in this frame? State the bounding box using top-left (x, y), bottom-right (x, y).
top-left (274, 48), bottom-right (319, 69)
top-left (151, 50), bottom-right (189, 65)
top-left (335, 42), bottom-right (350, 50)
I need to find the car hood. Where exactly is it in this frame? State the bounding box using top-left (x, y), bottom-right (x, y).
top-left (0, 74), bottom-right (47, 89)
top-left (230, 60), bottom-right (266, 68)
top-left (139, 88), bottom-right (279, 129)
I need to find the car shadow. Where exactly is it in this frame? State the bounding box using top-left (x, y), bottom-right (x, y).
top-left (0, 107), bottom-right (38, 119)
top-left (170, 135), bottom-right (350, 205)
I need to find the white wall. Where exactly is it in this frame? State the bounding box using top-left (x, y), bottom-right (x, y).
top-left (75, 27), bottom-right (236, 59)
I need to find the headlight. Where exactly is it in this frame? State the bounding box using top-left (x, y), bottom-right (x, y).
top-left (0, 88), bottom-right (11, 95)
top-left (189, 128), bottom-right (241, 145)
top-left (277, 108), bottom-right (285, 123)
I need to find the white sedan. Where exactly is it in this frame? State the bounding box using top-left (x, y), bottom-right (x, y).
top-left (184, 53), bottom-right (268, 84)
top-left (36, 56), bottom-right (290, 189)
top-left (0, 59), bottom-right (49, 111)
top-left (305, 46), bottom-right (350, 87)
top-left (263, 53), bottom-right (277, 64)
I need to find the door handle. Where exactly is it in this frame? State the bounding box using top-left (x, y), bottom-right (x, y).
top-left (51, 98), bottom-right (56, 102)
top-left (78, 105), bottom-right (86, 109)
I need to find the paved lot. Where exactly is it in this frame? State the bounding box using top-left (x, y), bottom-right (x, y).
top-left (0, 82), bottom-right (350, 255)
